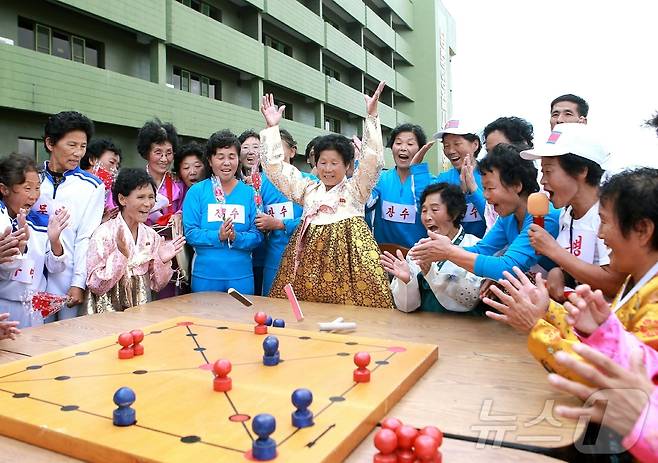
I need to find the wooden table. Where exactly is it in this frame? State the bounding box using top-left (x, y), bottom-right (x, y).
top-left (0, 293), bottom-right (577, 462)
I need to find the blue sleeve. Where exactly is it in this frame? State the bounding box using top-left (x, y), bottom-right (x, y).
top-left (472, 215), bottom-right (555, 280)
top-left (233, 191), bottom-right (264, 251)
top-left (283, 217), bottom-right (301, 237)
top-left (464, 217), bottom-right (508, 257)
top-left (182, 184), bottom-right (223, 248)
top-left (410, 163), bottom-right (436, 209)
top-left (465, 172), bottom-right (486, 217)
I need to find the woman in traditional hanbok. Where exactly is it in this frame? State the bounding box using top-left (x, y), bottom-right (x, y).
top-left (259, 82), bottom-right (394, 309)
top-left (85, 169), bottom-right (185, 313)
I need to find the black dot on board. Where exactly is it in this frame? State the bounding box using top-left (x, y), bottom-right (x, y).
top-left (298, 336), bottom-right (311, 340)
top-left (345, 342), bottom-right (358, 346)
top-left (216, 326), bottom-right (229, 330)
top-left (12, 393), bottom-right (29, 398)
top-left (133, 370), bottom-right (148, 375)
top-left (194, 347), bottom-right (206, 352)
top-left (336, 352), bottom-right (350, 357)
top-left (186, 333), bottom-right (198, 337)
top-left (55, 376), bottom-right (71, 381)
top-left (375, 360), bottom-right (389, 365)
top-left (150, 330), bottom-right (162, 334)
top-left (26, 365), bottom-right (42, 370)
top-left (181, 435), bottom-right (201, 444)
top-left (75, 352), bottom-right (89, 356)
top-left (329, 396), bottom-right (345, 402)
top-left (60, 405), bottom-right (79, 412)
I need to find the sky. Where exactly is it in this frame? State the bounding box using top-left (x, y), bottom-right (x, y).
top-left (440, 0), bottom-right (658, 171)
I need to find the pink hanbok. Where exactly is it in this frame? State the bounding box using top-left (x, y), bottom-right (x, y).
top-left (84, 214), bottom-right (174, 313)
top-left (579, 314), bottom-right (658, 462)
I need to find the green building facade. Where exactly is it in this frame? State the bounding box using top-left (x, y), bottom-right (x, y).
top-left (0, 0), bottom-right (455, 172)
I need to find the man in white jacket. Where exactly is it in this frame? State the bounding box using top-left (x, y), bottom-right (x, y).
top-left (32, 111), bottom-right (105, 319)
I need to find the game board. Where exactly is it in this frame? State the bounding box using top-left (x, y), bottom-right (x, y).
top-left (0, 316), bottom-right (438, 462)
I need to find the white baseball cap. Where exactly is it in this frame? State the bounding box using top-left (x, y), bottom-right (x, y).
top-left (520, 123), bottom-right (609, 166)
top-left (433, 119), bottom-right (479, 140)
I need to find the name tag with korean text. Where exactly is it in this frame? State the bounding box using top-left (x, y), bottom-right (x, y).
top-left (381, 200), bottom-right (416, 224)
top-left (208, 204), bottom-right (246, 224)
top-left (462, 203), bottom-right (482, 223)
top-left (11, 257), bottom-right (35, 284)
top-left (266, 201), bottom-right (294, 221)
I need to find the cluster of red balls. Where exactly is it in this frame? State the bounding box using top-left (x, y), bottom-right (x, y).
top-left (374, 417), bottom-right (443, 463)
top-left (30, 292), bottom-right (68, 317)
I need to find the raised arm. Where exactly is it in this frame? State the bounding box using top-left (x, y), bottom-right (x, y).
top-left (259, 94), bottom-right (315, 204)
top-left (350, 81), bottom-right (386, 204)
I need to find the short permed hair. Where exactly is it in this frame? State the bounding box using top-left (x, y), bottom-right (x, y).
top-left (600, 167), bottom-right (658, 250)
top-left (174, 141), bottom-right (205, 174)
top-left (483, 116), bottom-right (534, 148)
top-left (112, 168), bottom-right (157, 210)
top-left (420, 182), bottom-right (467, 228)
top-left (44, 111), bottom-right (94, 153)
top-left (387, 123), bottom-right (427, 149)
top-left (80, 138), bottom-right (122, 171)
top-left (550, 94), bottom-right (589, 117)
top-left (137, 119), bottom-right (179, 160)
top-left (313, 134), bottom-right (354, 166)
top-left (238, 129), bottom-right (259, 145)
top-left (279, 129), bottom-right (297, 149)
top-left (0, 153), bottom-right (39, 200)
top-left (478, 143), bottom-right (538, 196)
top-left (556, 154), bottom-right (604, 187)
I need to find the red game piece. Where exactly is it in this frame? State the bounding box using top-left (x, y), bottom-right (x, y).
top-left (396, 425), bottom-right (419, 463)
top-left (420, 426), bottom-right (443, 447)
top-left (118, 332), bottom-right (134, 359)
top-left (353, 352), bottom-right (371, 383)
top-left (213, 359), bottom-right (232, 392)
top-left (381, 417), bottom-right (403, 432)
top-left (413, 434), bottom-right (439, 462)
top-left (254, 312), bottom-right (268, 335)
top-left (130, 329), bottom-right (144, 356)
top-left (373, 428), bottom-right (398, 463)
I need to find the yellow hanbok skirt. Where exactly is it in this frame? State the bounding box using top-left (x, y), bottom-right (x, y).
top-left (269, 217), bottom-right (394, 309)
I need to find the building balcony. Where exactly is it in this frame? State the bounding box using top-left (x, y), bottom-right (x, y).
top-left (54, 0), bottom-right (166, 40)
top-left (383, 0), bottom-right (414, 29)
top-left (332, 0), bottom-right (366, 24)
top-left (325, 77), bottom-right (365, 117)
top-left (366, 53), bottom-right (396, 90)
top-left (395, 32), bottom-right (413, 65)
top-left (263, 0), bottom-right (324, 45)
top-left (0, 44), bottom-right (267, 139)
top-left (395, 71), bottom-right (414, 101)
top-left (365, 6), bottom-right (395, 49)
top-left (379, 102), bottom-right (397, 129)
top-left (325, 23), bottom-right (365, 71)
top-left (264, 47), bottom-right (325, 101)
top-left (167, 0), bottom-right (264, 77)
top-left (396, 109), bottom-right (412, 125)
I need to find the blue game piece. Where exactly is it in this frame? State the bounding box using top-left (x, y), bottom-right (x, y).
top-left (265, 315), bottom-right (273, 326)
top-left (272, 318), bottom-right (285, 328)
top-left (113, 387), bottom-right (136, 426)
top-left (252, 413), bottom-right (277, 461)
top-left (291, 388), bottom-right (314, 428)
top-left (262, 335), bottom-right (279, 366)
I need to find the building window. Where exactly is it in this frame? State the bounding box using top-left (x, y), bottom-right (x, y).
top-left (323, 65), bottom-right (341, 81)
top-left (325, 116), bottom-right (341, 133)
top-left (177, 0), bottom-right (222, 22)
top-left (264, 35), bottom-right (293, 57)
top-left (17, 138), bottom-right (48, 163)
top-left (173, 66), bottom-right (221, 100)
top-left (274, 98), bottom-right (293, 121)
top-left (17, 18), bottom-right (103, 68)
top-left (325, 18), bottom-right (341, 31)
